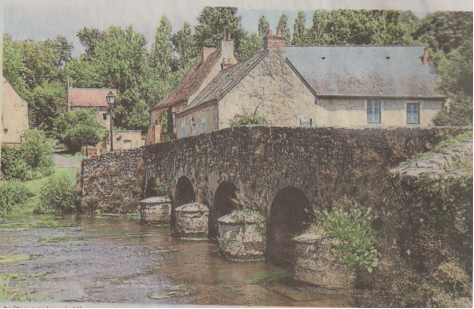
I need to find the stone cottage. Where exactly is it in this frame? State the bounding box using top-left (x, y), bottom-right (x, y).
top-left (147, 31), bottom-right (446, 142)
top-left (67, 87), bottom-right (144, 153)
top-left (1, 75), bottom-right (30, 146)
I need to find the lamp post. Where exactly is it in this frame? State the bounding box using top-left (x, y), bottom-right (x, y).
top-left (106, 91), bottom-right (116, 152)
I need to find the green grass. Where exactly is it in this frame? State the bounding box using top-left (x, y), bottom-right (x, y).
top-left (23, 169), bottom-right (77, 195)
top-left (62, 153), bottom-right (86, 159)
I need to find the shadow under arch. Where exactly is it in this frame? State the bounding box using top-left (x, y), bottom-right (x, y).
top-left (209, 181), bottom-right (238, 238)
top-left (267, 186), bottom-right (312, 268)
top-left (171, 176), bottom-right (196, 228)
top-left (145, 177), bottom-right (157, 198)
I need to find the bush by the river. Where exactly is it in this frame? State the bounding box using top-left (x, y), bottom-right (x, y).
top-left (1, 130), bottom-right (54, 181)
top-left (0, 181), bottom-right (34, 214)
top-left (35, 174), bottom-right (76, 214)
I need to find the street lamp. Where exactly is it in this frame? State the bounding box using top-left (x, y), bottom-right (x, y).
top-left (106, 91), bottom-right (116, 152)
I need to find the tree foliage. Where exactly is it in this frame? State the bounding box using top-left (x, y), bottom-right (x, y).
top-left (276, 13), bottom-right (291, 44)
top-left (150, 15), bottom-right (173, 79)
top-left (36, 174), bottom-right (77, 214)
top-left (171, 21), bottom-right (199, 69)
top-left (292, 11), bottom-right (309, 45)
top-left (258, 15), bottom-right (270, 37)
top-left (54, 108), bottom-right (108, 153)
top-left (194, 7), bottom-right (247, 55)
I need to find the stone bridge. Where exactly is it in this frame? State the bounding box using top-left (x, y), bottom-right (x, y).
top-left (81, 126), bottom-right (459, 266)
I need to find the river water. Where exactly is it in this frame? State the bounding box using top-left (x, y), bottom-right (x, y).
top-left (0, 214), bottom-right (354, 306)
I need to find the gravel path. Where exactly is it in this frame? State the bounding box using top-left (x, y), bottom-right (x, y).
top-left (53, 154), bottom-right (82, 169)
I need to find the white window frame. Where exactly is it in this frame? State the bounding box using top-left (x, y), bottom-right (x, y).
top-left (201, 118), bottom-right (206, 134)
top-left (367, 99), bottom-right (382, 123)
top-left (406, 102), bottom-right (421, 125)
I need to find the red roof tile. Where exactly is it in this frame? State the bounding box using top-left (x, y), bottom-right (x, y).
top-left (152, 50), bottom-right (221, 109)
top-left (68, 88), bottom-right (117, 108)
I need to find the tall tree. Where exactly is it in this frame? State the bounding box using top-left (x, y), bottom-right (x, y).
top-left (171, 21), bottom-right (199, 69)
top-left (235, 33), bottom-right (263, 61)
top-left (415, 12), bottom-right (473, 126)
top-left (44, 36), bottom-right (73, 69)
top-left (2, 34), bottom-right (31, 99)
top-left (258, 15), bottom-right (270, 37)
top-left (149, 15), bottom-right (173, 79)
top-left (308, 10), bottom-right (417, 45)
top-left (30, 82), bottom-right (66, 132)
top-left (77, 27), bottom-right (104, 60)
top-left (292, 11), bottom-right (308, 45)
top-left (92, 26), bottom-right (150, 131)
top-left (276, 14), bottom-right (291, 44)
top-left (194, 7), bottom-right (246, 53)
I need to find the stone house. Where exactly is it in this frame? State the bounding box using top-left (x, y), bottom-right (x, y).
top-left (67, 87), bottom-right (144, 153)
top-left (147, 32), bottom-right (446, 142)
top-left (1, 75), bottom-right (30, 146)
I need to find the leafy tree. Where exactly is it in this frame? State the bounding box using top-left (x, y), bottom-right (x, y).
top-left (30, 82), bottom-right (66, 132)
top-left (2, 34), bottom-right (31, 99)
top-left (149, 15), bottom-right (173, 79)
top-left (308, 10), bottom-right (417, 45)
top-left (91, 26), bottom-right (150, 131)
top-left (54, 108), bottom-right (108, 153)
top-left (171, 22), bottom-right (199, 69)
top-left (194, 7), bottom-right (247, 54)
top-left (258, 15), bottom-right (270, 37)
top-left (229, 109), bottom-right (267, 126)
top-left (44, 36), bottom-right (73, 69)
top-left (19, 130), bottom-right (54, 178)
top-left (292, 11), bottom-right (309, 45)
top-left (77, 27), bottom-right (104, 60)
top-left (276, 13), bottom-right (291, 44)
top-left (235, 33), bottom-right (263, 61)
top-left (414, 12), bottom-right (473, 126)
top-left (64, 58), bottom-right (101, 88)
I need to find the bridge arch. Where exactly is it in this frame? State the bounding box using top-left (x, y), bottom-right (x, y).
top-left (171, 175), bottom-right (196, 228)
top-left (145, 176), bottom-right (157, 198)
top-left (209, 180), bottom-right (239, 238)
top-left (267, 186), bottom-right (312, 268)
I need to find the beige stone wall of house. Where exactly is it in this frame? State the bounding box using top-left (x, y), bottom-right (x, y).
top-left (176, 104), bottom-right (219, 138)
top-left (1, 76), bottom-right (29, 146)
top-left (107, 130), bottom-right (144, 151)
top-left (315, 98), bottom-right (445, 127)
top-left (218, 52), bottom-right (316, 128)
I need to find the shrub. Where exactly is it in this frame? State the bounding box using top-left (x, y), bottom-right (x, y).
top-left (1, 145), bottom-right (30, 181)
top-left (229, 109), bottom-right (267, 127)
top-left (150, 180), bottom-right (170, 198)
top-left (0, 181), bottom-right (34, 214)
top-left (323, 203), bottom-right (379, 273)
top-left (0, 131), bottom-right (54, 181)
top-left (35, 174), bottom-right (76, 214)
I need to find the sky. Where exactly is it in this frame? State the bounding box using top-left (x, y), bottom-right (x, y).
top-left (2, 0), bottom-right (473, 57)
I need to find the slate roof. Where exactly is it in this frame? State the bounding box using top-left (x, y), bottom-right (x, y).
top-left (151, 50), bottom-right (222, 110)
top-left (68, 88), bottom-right (116, 108)
top-left (285, 45), bottom-right (446, 98)
top-left (184, 50), bottom-right (269, 111)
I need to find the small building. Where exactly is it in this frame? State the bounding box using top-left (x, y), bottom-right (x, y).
top-left (147, 32), bottom-right (447, 143)
top-left (67, 87), bottom-right (116, 130)
top-left (1, 75), bottom-right (30, 146)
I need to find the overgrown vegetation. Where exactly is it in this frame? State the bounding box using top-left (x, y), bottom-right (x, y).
top-left (322, 202), bottom-right (379, 273)
top-left (229, 109), bottom-right (267, 127)
top-left (34, 174), bottom-right (77, 214)
top-left (1, 130), bottom-right (54, 181)
top-left (149, 179), bottom-right (170, 198)
top-left (0, 182), bottom-right (34, 214)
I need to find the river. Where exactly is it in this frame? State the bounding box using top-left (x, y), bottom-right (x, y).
top-left (0, 214), bottom-right (354, 306)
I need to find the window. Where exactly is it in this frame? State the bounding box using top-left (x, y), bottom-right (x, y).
top-left (299, 117), bottom-right (313, 127)
top-left (367, 100), bottom-right (381, 123)
top-left (201, 118), bottom-right (206, 134)
top-left (191, 117), bottom-right (196, 136)
top-left (124, 140), bottom-right (132, 149)
top-left (182, 125), bottom-right (186, 138)
top-left (103, 113), bottom-right (107, 121)
top-left (407, 103), bottom-right (420, 124)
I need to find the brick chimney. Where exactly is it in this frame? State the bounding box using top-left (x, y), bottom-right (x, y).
top-left (220, 32), bottom-right (237, 70)
top-left (263, 30), bottom-right (286, 51)
top-left (422, 49), bottom-right (433, 65)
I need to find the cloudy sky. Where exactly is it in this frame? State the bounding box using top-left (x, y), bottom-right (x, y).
top-left (3, 0), bottom-right (472, 57)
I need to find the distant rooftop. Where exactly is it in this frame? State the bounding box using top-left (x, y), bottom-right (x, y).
top-left (68, 87), bottom-right (117, 108)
